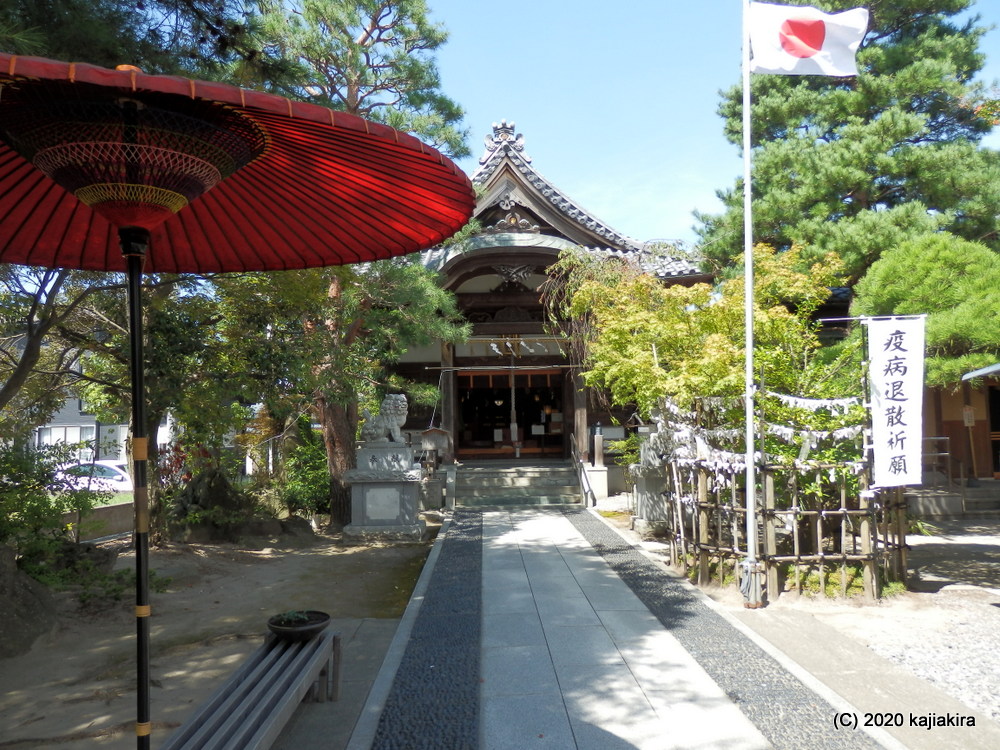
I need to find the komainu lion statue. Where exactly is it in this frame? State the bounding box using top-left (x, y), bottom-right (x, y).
top-left (360, 394), bottom-right (408, 444)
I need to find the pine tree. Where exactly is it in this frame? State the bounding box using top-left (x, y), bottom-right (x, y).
top-left (852, 233), bottom-right (1000, 385)
top-left (257, 0), bottom-right (469, 158)
top-left (697, 0), bottom-right (1000, 283)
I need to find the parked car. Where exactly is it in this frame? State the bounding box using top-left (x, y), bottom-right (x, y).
top-left (54, 460), bottom-right (133, 493)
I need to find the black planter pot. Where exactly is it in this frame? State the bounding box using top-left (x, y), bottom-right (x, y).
top-left (266, 610), bottom-right (330, 641)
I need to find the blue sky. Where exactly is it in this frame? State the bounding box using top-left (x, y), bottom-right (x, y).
top-left (430, 1), bottom-right (1000, 246)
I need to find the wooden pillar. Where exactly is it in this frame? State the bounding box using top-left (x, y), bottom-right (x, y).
top-left (962, 381), bottom-right (979, 481)
top-left (440, 342), bottom-right (456, 452)
top-left (571, 370), bottom-right (587, 460)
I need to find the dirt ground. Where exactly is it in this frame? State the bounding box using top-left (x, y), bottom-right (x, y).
top-left (0, 523), bottom-right (434, 750)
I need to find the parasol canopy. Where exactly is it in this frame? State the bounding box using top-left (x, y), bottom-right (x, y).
top-left (0, 53), bottom-right (476, 272)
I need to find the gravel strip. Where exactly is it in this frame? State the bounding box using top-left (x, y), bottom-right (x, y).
top-left (563, 506), bottom-right (884, 750)
top-left (370, 511), bottom-right (482, 750)
top-left (862, 520), bottom-right (1000, 723)
top-left (868, 614), bottom-right (1000, 724)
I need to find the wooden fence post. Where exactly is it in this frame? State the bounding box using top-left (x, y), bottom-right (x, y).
top-left (672, 463), bottom-right (688, 572)
top-left (791, 473), bottom-right (801, 595)
top-left (895, 487), bottom-right (908, 584)
top-left (860, 482), bottom-right (876, 602)
top-left (697, 467), bottom-right (710, 586)
top-left (816, 508), bottom-right (826, 597)
top-left (763, 469), bottom-right (778, 602)
top-left (840, 476), bottom-right (848, 599)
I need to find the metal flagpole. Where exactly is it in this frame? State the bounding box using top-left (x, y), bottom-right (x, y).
top-left (742, 0), bottom-right (763, 608)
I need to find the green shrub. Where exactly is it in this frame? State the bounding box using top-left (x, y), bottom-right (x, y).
top-left (796, 564), bottom-right (866, 597)
top-left (908, 515), bottom-right (940, 536)
top-left (280, 431), bottom-right (330, 515)
top-left (684, 556), bottom-right (737, 586)
top-left (77, 569), bottom-right (172, 606)
top-left (26, 555), bottom-right (173, 608)
top-left (608, 433), bottom-right (642, 489)
top-left (0, 442), bottom-right (101, 559)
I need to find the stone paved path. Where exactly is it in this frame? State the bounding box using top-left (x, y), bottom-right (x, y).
top-left (354, 508), bottom-right (897, 749)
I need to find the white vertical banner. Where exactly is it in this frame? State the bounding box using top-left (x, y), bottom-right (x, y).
top-left (865, 316), bottom-right (926, 487)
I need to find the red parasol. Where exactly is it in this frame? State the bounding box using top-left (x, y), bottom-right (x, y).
top-left (0, 53), bottom-right (474, 748)
top-left (0, 54), bottom-right (474, 271)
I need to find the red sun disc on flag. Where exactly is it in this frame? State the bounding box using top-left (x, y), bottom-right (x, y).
top-left (780, 18), bottom-right (826, 58)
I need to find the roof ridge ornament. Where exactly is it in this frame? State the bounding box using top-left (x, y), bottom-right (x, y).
top-left (478, 119), bottom-right (530, 165)
top-left (470, 120), bottom-right (642, 252)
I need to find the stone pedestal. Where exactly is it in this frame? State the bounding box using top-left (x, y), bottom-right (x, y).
top-left (343, 444), bottom-right (426, 541)
top-left (584, 464), bottom-right (609, 502)
top-left (420, 475), bottom-right (444, 510)
top-left (634, 466), bottom-right (670, 521)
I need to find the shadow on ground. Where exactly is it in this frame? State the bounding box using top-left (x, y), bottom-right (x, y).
top-left (908, 520), bottom-right (1000, 592)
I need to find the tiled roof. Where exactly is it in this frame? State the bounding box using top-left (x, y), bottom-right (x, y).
top-left (422, 122), bottom-right (706, 281)
top-left (422, 236), bottom-right (703, 280)
top-left (472, 121), bottom-right (642, 252)
top-left (585, 247), bottom-right (703, 280)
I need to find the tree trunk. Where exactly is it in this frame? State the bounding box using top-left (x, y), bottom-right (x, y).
top-left (314, 393), bottom-right (357, 526)
top-left (0, 329), bottom-right (44, 413)
top-left (0, 270), bottom-right (75, 414)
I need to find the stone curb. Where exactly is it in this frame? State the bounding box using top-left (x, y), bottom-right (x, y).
top-left (345, 516), bottom-right (454, 749)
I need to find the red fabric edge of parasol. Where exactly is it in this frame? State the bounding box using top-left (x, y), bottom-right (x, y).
top-left (0, 54), bottom-right (470, 185)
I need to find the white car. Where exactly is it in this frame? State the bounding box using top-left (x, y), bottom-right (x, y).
top-left (55, 460), bottom-right (134, 493)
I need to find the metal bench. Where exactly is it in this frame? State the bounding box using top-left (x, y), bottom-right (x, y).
top-left (161, 628), bottom-right (341, 750)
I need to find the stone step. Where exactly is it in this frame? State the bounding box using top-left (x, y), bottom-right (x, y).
top-left (456, 460), bottom-right (572, 470)
top-left (456, 466), bottom-right (576, 477)
top-left (459, 480), bottom-right (579, 494)
top-left (452, 461), bottom-right (581, 507)
top-left (455, 475), bottom-right (576, 489)
top-left (455, 487), bottom-right (580, 503)
top-left (966, 497), bottom-right (1000, 511)
top-left (459, 494), bottom-right (582, 508)
top-left (906, 487), bottom-right (1000, 516)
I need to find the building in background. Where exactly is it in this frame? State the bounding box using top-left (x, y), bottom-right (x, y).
top-left (34, 395), bottom-right (127, 461)
top-left (397, 122), bottom-right (709, 460)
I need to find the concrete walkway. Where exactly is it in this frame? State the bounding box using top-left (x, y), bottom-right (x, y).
top-left (307, 506), bottom-right (1000, 750)
top-left (477, 510), bottom-right (767, 750)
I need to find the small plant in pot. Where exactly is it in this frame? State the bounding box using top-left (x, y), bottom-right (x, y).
top-left (267, 609), bottom-right (330, 641)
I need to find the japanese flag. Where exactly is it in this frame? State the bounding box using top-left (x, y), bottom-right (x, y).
top-left (749, 3), bottom-right (869, 76)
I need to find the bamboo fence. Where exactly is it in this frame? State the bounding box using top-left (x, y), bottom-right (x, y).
top-left (649, 460), bottom-right (907, 602)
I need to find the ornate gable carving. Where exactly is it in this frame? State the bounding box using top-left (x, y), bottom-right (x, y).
top-left (484, 210), bottom-right (540, 235)
top-left (490, 264), bottom-right (534, 293)
top-left (471, 121), bottom-right (639, 251)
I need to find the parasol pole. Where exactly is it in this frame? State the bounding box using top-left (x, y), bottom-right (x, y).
top-left (120, 226), bottom-right (152, 749)
top-left (741, 0), bottom-right (763, 608)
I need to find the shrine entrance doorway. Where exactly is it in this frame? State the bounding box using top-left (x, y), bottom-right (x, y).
top-left (455, 368), bottom-right (567, 459)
